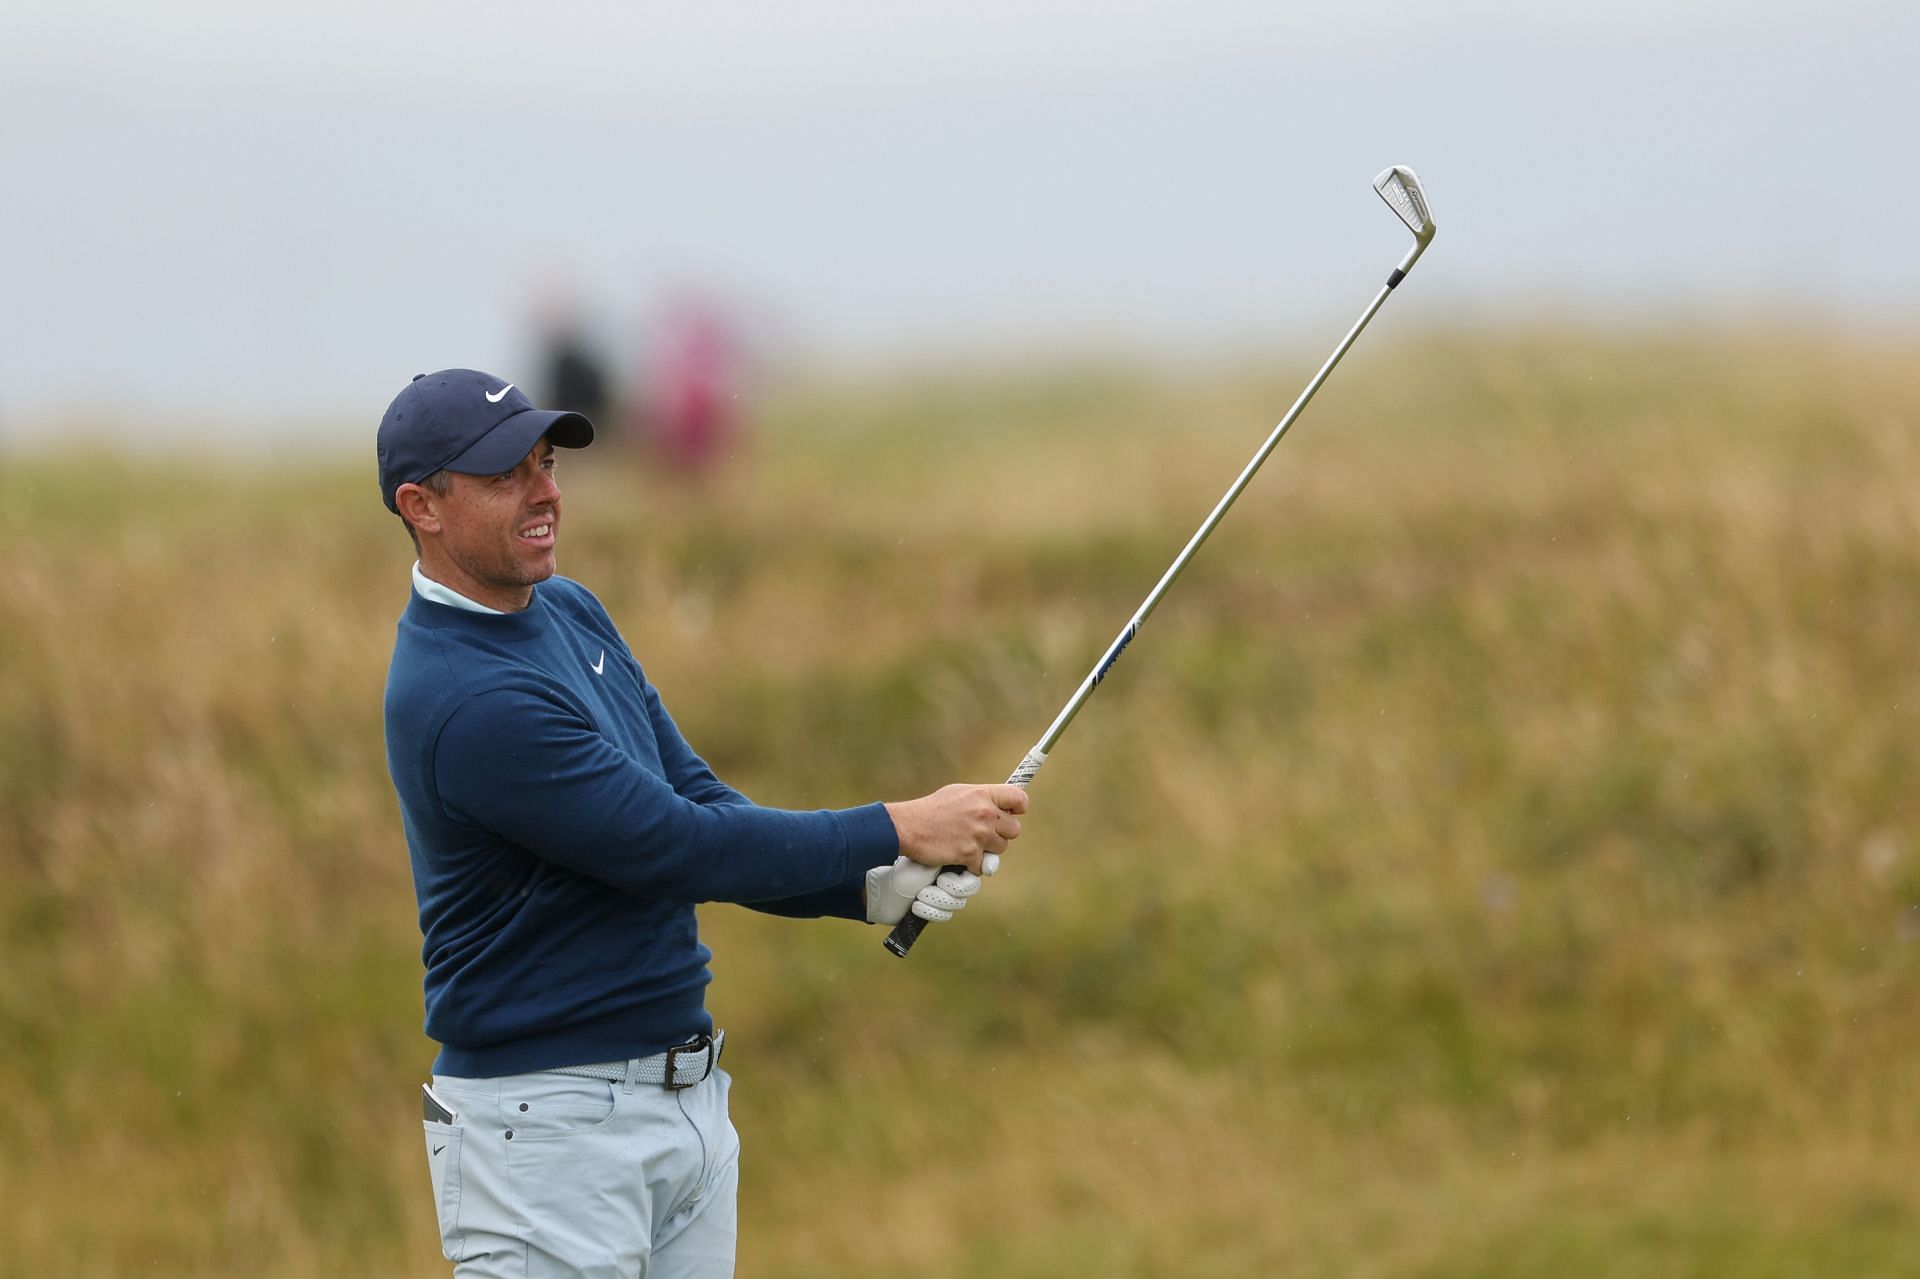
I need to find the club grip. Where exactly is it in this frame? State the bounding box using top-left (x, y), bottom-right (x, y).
top-left (883, 886), bottom-right (956, 956)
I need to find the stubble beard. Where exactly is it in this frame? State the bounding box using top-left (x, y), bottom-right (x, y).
top-left (450, 536), bottom-right (554, 601)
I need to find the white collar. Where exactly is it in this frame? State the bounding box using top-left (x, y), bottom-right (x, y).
top-left (412, 561), bottom-right (506, 615)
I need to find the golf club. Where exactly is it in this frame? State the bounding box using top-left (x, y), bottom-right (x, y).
top-left (886, 165), bottom-right (1438, 958)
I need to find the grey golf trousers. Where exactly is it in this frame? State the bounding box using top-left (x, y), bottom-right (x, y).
top-left (424, 1062), bottom-right (740, 1277)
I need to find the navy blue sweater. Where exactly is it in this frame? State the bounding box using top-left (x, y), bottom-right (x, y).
top-left (384, 576), bottom-right (900, 1076)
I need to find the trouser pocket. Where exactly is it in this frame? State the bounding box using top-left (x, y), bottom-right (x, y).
top-left (423, 1119), bottom-right (465, 1261)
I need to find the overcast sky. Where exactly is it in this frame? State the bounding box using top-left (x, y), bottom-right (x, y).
top-left (2, 1), bottom-right (1913, 429)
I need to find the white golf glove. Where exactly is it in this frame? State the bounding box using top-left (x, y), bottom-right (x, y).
top-left (865, 855), bottom-right (999, 926)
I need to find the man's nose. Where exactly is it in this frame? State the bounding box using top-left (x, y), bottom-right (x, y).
top-left (532, 469), bottom-right (561, 503)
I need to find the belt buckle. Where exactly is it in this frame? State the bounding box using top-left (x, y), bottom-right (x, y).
top-left (664, 1033), bottom-right (715, 1091)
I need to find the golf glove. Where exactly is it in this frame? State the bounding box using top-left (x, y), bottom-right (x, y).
top-left (865, 855), bottom-right (998, 926)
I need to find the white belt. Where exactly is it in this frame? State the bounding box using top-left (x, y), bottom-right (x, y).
top-left (550, 1031), bottom-right (725, 1090)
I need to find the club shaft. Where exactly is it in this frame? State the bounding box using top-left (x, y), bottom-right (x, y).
top-left (885, 270), bottom-right (1408, 959)
top-left (1039, 277), bottom-right (1398, 753)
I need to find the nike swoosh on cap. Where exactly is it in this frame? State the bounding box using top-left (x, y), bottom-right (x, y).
top-left (485, 382), bottom-right (515, 404)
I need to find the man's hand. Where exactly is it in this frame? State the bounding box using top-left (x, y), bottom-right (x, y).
top-left (864, 858), bottom-right (987, 926)
top-left (883, 783), bottom-right (1028, 874)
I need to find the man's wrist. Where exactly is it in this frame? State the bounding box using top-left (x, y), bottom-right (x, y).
top-left (881, 800), bottom-right (911, 856)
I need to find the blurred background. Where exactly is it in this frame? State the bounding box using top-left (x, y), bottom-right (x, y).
top-left (4, 2), bottom-right (1918, 1275)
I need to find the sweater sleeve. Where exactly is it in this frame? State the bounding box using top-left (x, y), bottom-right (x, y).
top-left (641, 660), bottom-right (887, 910)
top-left (640, 677), bottom-right (875, 919)
top-left (433, 687), bottom-right (898, 904)
top-left (738, 879), bottom-right (871, 921)
top-left (640, 676), bottom-right (754, 808)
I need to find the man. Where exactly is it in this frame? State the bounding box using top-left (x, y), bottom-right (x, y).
top-left (378, 370), bottom-right (1026, 1277)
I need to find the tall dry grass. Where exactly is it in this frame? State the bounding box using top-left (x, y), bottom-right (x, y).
top-left (3, 328), bottom-right (1918, 1275)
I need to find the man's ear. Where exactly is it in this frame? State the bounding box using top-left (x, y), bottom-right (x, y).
top-left (395, 483), bottom-right (442, 537)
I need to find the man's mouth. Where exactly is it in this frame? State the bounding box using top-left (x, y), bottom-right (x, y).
top-left (519, 523), bottom-right (554, 545)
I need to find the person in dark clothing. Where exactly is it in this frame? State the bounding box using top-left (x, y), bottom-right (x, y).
top-left (377, 369), bottom-right (1025, 1277)
top-left (541, 325), bottom-right (612, 423)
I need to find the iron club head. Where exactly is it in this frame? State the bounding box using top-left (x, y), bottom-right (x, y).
top-left (1373, 165), bottom-right (1436, 278)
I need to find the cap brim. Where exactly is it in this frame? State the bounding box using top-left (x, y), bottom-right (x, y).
top-left (442, 408), bottom-right (595, 476)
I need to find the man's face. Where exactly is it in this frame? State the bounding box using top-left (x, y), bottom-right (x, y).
top-left (413, 438), bottom-right (562, 610)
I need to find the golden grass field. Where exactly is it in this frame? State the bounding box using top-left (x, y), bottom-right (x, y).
top-left (4, 328), bottom-right (1919, 1275)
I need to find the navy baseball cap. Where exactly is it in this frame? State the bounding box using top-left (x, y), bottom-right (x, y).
top-left (377, 369), bottom-right (595, 513)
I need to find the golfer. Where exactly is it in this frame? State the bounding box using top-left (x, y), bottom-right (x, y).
top-left (379, 370), bottom-right (1026, 1276)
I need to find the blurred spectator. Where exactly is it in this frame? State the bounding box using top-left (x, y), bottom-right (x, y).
top-left (639, 295), bottom-right (744, 475)
top-left (540, 323), bottom-right (613, 427)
